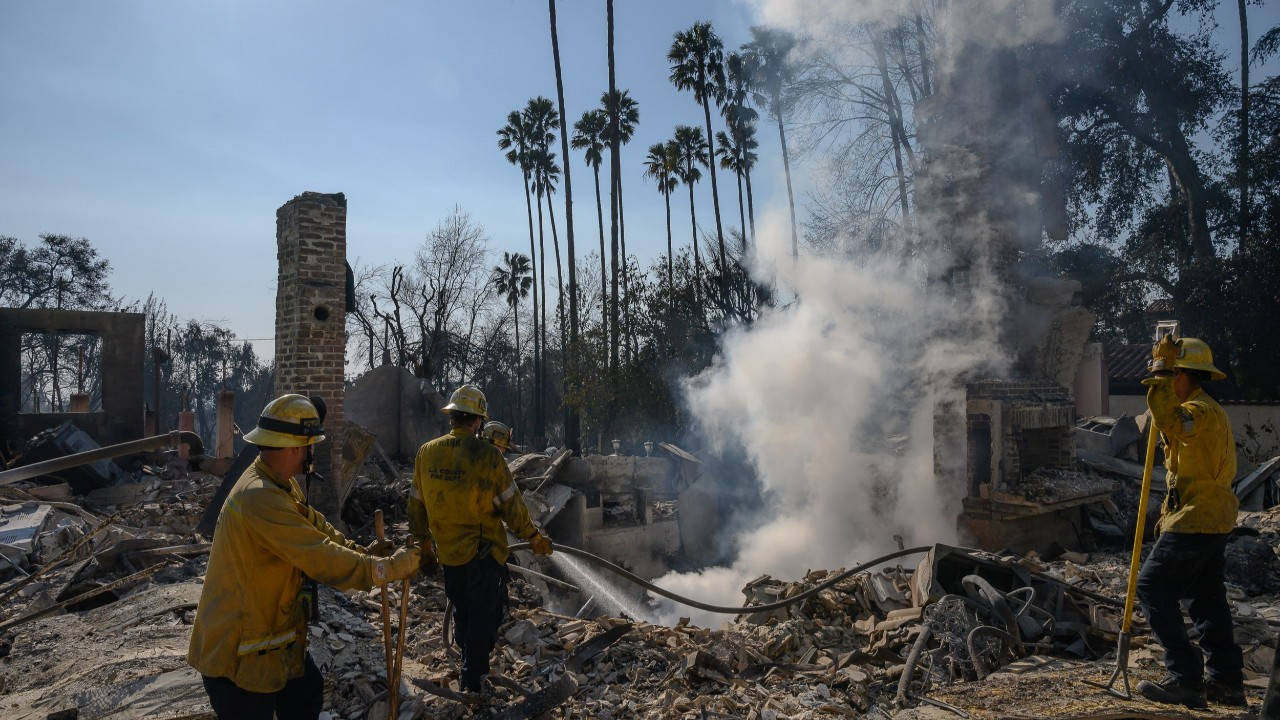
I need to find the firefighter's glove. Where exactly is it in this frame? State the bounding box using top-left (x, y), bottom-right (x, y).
top-left (1149, 335), bottom-right (1179, 374)
top-left (419, 541), bottom-right (440, 576)
top-left (374, 546), bottom-right (421, 585)
top-left (364, 539), bottom-right (394, 557)
top-left (529, 533), bottom-right (554, 556)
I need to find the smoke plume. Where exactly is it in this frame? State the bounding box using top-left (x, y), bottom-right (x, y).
top-left (653, 0), bottom-right (1066, 626)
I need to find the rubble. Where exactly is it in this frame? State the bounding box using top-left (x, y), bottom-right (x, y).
top-left (0, 447), bottom-right (1276, 719)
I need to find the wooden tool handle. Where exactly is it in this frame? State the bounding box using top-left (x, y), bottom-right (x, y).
top-left (375, 509), bottom-right (386, 542)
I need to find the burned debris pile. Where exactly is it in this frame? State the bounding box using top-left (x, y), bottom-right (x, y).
top-left (1, 432), bottom-right (1278, 718)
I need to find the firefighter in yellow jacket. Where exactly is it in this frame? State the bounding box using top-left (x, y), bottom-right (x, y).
top-left (1135, 337), bottom-right (1245, 709)
top-left (409, 385), bottom-right (553, 695)
top-left (189, 394), bottom-right (420, 719)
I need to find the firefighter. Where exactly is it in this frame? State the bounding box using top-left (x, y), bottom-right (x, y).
top-left (1135, 337), bottom-right (1246, 709)
top-left (408, 385), bottom-right (553, 695)
top-left (189, 394), bottom-right (420, 719)
top-left (482, 420), bottom-right (512, 453)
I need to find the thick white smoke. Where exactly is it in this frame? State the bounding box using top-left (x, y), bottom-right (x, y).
top-left (654, 212), bottom-right (1003, 626)
top-left (653, 0), bottom-right (1066, 626)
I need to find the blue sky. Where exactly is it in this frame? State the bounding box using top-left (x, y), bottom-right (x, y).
top-left (0, 0), bottom-right (774, 350)
top-left (1, 1), bottom-right (1275, 353)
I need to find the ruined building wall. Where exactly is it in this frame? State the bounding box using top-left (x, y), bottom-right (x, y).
top-left (275, 192), bottom-right (347, 521)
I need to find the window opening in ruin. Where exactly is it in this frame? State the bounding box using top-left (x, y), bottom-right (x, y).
top-left (313, 305), bottom-right (330, 322)
top-left (19, 333), bottom-right (104, 413)
top-left (1016, 427), bottom-right (1071, 481)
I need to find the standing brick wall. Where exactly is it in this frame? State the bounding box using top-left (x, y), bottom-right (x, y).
top-left (275, 192), bottom-right (347, 522)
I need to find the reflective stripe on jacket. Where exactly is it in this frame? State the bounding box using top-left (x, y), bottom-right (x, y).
top-left (409, 426), bottom-right (538, 566)
top-left (1148, 384), bottom-right (1238, 534)
top-left (187, 458), bottom-right (379, 693)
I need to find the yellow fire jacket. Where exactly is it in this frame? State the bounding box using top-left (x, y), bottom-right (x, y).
top-left (408, 426), bottom-right (538, 566)
top-left (1147, 382), bottom-right (1238, 534)
top-left (188, 458), bottom-right (380, 693)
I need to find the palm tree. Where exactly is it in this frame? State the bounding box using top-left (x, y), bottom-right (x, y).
top-left (497, 110), bottom-right (542, 435)
top-left (548, 0), bottom-right (580, 455)
top-left (491, 252), bottom-right (532, 439)
top-left (601, 88), bottom-right (639, 361)
top-left (672, 125), bottom-right (709, 303)
top-left (571, 109), bottom-right (610, 347)
top-left (715, 129), bottom-right (754, 253)
top-left (606, 0), bottom-right (620, 381)
top-left (744, 27), bottom-right (800, 256)
top-left (669, 22), bottom-right (728, 287)
top-left (601, 90), bottom-right (639, 288)
top-left (723, 51), bottom-right (760, 247)
top-left (523, 97), bottom-right (558, 438)
top-left (642, 141), bottom-right (680, 291)
top-left (530, 145), bottom-right (566, 343)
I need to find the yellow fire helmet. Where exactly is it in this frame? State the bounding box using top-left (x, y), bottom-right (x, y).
top-left (1149, 336), bottom-right (1227, 380)
top-left (243, 394), bottom-right (327, 448)
top-left (482, 421), bottom-right (512, 451)
top-left (1171, 337), bottom-right (1227, 380)
top-left (442, 384), bottom-right (488, 419)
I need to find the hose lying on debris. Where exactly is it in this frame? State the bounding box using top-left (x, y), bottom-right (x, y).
top-left (441, 543), bottom-right (932, 658)
top-left (507, 541), bottom-right (932, 615)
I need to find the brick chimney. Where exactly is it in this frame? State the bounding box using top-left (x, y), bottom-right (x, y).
top-left (274, 192), bottom-right (347, 522)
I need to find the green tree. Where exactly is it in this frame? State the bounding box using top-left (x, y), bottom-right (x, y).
top-left (1048, 0), bottom-right (1233, 262)
top-left (643, 141), bottom-right (681, 292)
top-left (670, 22), bottom-right (729, 288)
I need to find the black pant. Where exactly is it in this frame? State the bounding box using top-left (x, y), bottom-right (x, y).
top-left (201, 651), bottom-right (324, 720)
top-left (443, 553), bottom-right (509, 692)
top-left (1136, 531), bottom-right (1244, 688)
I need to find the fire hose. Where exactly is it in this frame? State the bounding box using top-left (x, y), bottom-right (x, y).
top-left (441, 542), bottom-right (933, 658)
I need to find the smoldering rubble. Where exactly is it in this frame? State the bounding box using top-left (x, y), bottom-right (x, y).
top-left (1, 444), bottom-right (1278, 720)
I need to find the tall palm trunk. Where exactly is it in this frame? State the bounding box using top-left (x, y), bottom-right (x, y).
top-left (744, 166), bottom-right (756, 249)
top-left (522, 170), bottom-right (542, 440)
top-left (687, 181), bottom-right (701, 304)
top-left (548, 191), bottom-right (567, 347)
top-left (700, 92), bottom-right (727, 291)
top-left (607, 0), bottom-right (620, 385)
top-left (513, 307), bottom-right (523, 443)
top-left (615, 171), bottom-right (634, 365)
top-left (535, 185), bottom-right (548, 438)
top-left (1238, 0), bottom-right (1250, 249)
top-left (734, 168), bottom-right (746, 252)
top-left (664, 189), bottom-right (674, 292)
top-left (593, 164), bottom-right (608, 348)
top-left (777, 112), bottom-right (799, 257)
top-left (549, 0), bottom-right (580, 454)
